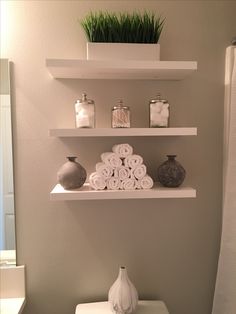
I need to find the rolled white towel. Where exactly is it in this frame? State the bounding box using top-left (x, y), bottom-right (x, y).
top-left (114, 166), bottom-right (131, 181)
top-left (89, 172), bottom-right (106, 190)
top-left (132, 164), bottom-right (147, 180)
top-left (124, 154), bottom-right (143, 169)
top-left (95, 162), bottom-right (113, 179)
top-left (106, 177), bottom-right (120, 190)
top-left (112, 143), bottom-right (133, 158)
top-left (138, 175), bottom-right (154, 189)
top-left (101, 152), bottom-right (122, 168)
top-left (120, 178), bottom-right (137, 190)
top-left (136, 180), bottom-right (142, 190)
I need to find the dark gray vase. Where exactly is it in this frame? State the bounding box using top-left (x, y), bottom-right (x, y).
top-left (57, 156), bottom-right (87, 190)
top-left (157, 155), bottom-right (186, 187)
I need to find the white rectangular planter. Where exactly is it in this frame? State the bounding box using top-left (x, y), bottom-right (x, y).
top-left (87, 42), bottom-right (160, 61)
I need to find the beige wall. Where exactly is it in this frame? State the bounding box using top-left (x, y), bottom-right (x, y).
top-left (2, 1), bottom-right (236, 313)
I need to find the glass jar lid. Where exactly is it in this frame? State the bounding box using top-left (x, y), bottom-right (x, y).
top-left (76, 92), bottom-right (94, 104)
top-left (112, 106), bottom-right (130, 110)
top-left (150, 93), bottom-right (167, 103)
top-left (112, 99), bottom-right (130, 110)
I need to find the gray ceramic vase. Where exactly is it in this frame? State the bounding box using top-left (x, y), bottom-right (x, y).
top-left (157, 155), bottom-right (186, 187)
top-left (57, 156), bottom-right (87, 190)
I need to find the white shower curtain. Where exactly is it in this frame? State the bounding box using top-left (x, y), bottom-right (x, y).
top-left (212, 46), bottom-right (236, 314)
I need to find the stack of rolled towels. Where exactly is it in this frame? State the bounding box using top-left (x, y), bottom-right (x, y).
top-left (89, 143), bottom-right (154, 190)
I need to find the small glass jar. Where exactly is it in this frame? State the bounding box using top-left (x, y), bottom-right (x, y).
top-left (149, 93), bottom-right (169, 128)
top-left (112, 100), bottom-right (130, 128)
top-left (75, 93), bottom-right (95, 128)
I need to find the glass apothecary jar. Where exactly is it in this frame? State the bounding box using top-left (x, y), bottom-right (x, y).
top-left (75, 93), bottom-right (95, 128)
top-left (112, 100), bottom-right (130, 128)
top-left (149, 93), bottom-right (169, 128)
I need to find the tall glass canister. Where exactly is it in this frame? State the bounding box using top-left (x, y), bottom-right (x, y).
top-left (112, 100), bottom-right (131, 128)
top-left (149, 93), bottom-right (169, 127)
top-left (75, 93), bottom-right (95, 128)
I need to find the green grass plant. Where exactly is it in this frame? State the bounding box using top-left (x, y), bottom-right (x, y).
top-left (81, 11), bottom-right (164, 43)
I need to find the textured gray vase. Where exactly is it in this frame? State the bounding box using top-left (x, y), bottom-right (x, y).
top-left (57, 156), bottom-right (87, 190)
top-left (157, 155), bottom-right (186, 187)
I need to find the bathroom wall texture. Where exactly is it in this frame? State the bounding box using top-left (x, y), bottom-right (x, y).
top-left (2, 1), bottom-right (236, 314)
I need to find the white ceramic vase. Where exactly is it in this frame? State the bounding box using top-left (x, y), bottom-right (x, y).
top-left (108, 266), bottom-right (138, 314)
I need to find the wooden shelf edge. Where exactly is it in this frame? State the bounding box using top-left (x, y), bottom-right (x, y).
top-left (50, 183), bottom-right (196, 200)
top-left (49, 127), bottom-right (197, 137)
top-left (46, 59), bottom-right (197, 80)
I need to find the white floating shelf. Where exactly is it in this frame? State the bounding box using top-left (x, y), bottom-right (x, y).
top-left (50, 183), bottom-right (196, 200)
top-left (46, 59), bottom-right (197, 80)
top-left (49, 127), bottom-right (197, 137)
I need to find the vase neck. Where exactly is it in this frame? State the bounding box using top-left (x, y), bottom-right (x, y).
top-left (167, 155), bottom-right (176, 160)
top-left (118, 266), bottom-right (128, 279)
top-left (67, 156), bottom-right (77, 162)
